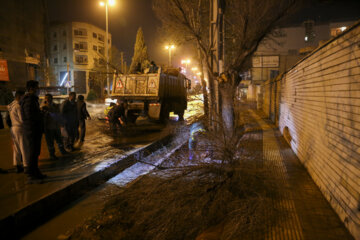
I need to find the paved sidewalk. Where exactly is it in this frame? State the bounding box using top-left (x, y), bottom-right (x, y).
top-left (247, 108), bottom-right (354, 240)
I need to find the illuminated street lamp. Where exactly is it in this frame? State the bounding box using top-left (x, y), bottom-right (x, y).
top-left (165, 44), bottom-right (175, 67)
top-left (99, 0), bottom-right (115, 96)
top-left (181, 59), bottom-right (191, 69)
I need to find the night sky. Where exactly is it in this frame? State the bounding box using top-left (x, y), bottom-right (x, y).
top-left (47, 0), bottom-right (360, 68)
top-left (48, 0), bottom-right (164, 65)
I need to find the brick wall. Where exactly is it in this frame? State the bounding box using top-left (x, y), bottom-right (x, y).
top-left (279, 21), bottom-right (360, 239)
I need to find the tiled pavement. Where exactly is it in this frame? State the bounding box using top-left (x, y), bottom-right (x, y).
top-left (247, 108), bottom-right (354, 240)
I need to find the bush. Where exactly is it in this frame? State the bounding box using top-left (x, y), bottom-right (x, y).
top-left (86, 89), bottom-right (98, 101)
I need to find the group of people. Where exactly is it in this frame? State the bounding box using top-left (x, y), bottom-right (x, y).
top-left (5, 80), bottom-right (91, 182)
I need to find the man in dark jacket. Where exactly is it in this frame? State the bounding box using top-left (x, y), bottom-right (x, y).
top-left (20, 80), bottom-right (46, 181)
top-left (76, 95), bottom-right (90, 144)
top-left (60, 92), bottom-right (78, 151)
top-left (41, 94), bottom-right (67, 159)
top-left (107, 101), bottom-right (127, 130)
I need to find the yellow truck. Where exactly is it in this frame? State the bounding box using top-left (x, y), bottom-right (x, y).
top-left (111, 68), bottom-right (190, 123)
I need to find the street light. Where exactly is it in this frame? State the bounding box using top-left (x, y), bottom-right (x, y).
top-left (181, 59), bottom-right (191, 70)
top-left (165, 44), bottom-right (175, 67)
top-left (99, 0), bottom-right (115, 96)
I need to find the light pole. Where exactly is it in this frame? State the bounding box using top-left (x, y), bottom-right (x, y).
top-left (181, 59), bottom-right (191, 70)
top-left (100, 0), bottom-right (115, 96)
top-left (165, 45), bottom-right (175, 67)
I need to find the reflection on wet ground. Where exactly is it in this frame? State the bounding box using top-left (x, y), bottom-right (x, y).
top-left (1, 100), bottom-right (203, 239)
top-left (0, 118), bottom-right (178, 221)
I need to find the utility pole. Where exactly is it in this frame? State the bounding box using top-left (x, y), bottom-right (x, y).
top-left (120, 51), bottom-right (124, 73)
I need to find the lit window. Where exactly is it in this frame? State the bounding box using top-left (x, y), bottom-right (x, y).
top-left (304, 36), bottom-right (308, 42)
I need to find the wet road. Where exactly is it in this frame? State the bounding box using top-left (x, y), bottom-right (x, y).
top-left (22, 125), bottom-right (191, 240)
top-left (0, 99), bottom-right (203, 239)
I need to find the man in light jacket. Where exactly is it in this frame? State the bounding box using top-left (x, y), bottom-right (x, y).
top-left (8, 90), bottom-right (26, 173)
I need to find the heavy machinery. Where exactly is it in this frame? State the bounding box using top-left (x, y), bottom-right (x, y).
top-left (111, 68), bottom-right (190, 123)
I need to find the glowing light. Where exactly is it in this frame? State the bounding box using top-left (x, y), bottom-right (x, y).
top-left (191, 67), bottom-right (198, 71)
top-left (304, 36), bottom-right (308, 41)
top-left (108, 0), bottom-right (115, 6)
top-left (181, 59), bottom-right (190, 64)
top-left (196, 72), bottom-right (202, 76)
top-left (60, 72), bottom-right (68, 86)
top-left (340, 26), bottom-right (347, 32)
top-left (99, 1), bottom-right (105, 6)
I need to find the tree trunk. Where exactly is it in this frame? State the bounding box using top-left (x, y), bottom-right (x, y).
top-left (207, 73), bottom-right (217, 128)
top-left (197, 47), bottom-right (209, 118)
top-left (219, 80), bottom-right (235, 136)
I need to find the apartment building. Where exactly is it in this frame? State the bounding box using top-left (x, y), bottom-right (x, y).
top-left (49, 22), bottom-right (112, 94)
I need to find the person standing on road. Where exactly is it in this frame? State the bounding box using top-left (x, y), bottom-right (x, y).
top-left (107, 101), bottom-right (127, 130)
top-left (60, 92), bottom-right (78, 151)
top-left (7, 90), bottom-right (26, 173)
top-left (76, 95), bottom-right (91, 145)
top-left (41, 94), bottom-right (68, 159)
top-left (104, 102), bottom-right (115, 117)
top-left (20, 80), bottom-right (47, 181)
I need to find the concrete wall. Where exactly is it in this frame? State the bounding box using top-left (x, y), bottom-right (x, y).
top-left (0, 0), bottom-right (47, 88)
top-left (262, 76), bottom-right (281, 126)
top-left (279, 21), bottom-right (360, 239)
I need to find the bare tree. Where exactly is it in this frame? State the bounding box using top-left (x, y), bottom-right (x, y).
top-left (154, 0), bottom-right (301, 135)
top-left (91, 46), bottom-right (124, 98)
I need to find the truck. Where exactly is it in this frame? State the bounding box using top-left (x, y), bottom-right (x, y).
top-left (110, 68), bottom-right (190, 123)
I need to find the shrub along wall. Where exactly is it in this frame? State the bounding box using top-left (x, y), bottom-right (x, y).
top-left (279, 21), bottom-right (360, 239)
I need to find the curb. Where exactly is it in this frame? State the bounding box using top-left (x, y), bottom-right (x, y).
top-left (0, 133), bottom-right (175, 239)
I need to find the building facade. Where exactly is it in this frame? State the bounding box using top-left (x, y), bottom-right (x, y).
top-left (246, 20), bottom-right (356, 100)
top-left (49, 22), bottom-right (112, 95)
top-left (0, 0), bottom-right (47, 89)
